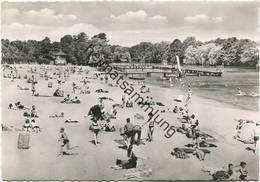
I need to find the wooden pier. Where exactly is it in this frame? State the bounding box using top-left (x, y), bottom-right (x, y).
top-left (110, 64), bottom-right (223, 77)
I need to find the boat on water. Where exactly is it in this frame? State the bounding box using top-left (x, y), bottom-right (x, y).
top-left (129, 76), bottom-right (145, 80)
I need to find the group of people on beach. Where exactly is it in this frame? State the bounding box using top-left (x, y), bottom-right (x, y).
top-left (3, 64), bottom-right (256, 180)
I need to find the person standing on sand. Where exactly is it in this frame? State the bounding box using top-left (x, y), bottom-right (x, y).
top-left (90, 119), bottom-right (101, 145)
top-left (146, 112), bottom-right (155, 142)
top-left (72, 82), bottom-right (76, 94)
top-left (59, 128), bottom-right (71, 155)
top-left (124, 118), bottom-right (134, 147)
top-left (31, 80), bottom-right (36, 96)
top-left (253, 122), bottom-right (260, 153)
top-left (185, 86), bottom-right (192, 106)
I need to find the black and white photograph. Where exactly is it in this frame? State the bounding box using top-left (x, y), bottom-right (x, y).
top-left (1, 1), bottom-right (260, 181)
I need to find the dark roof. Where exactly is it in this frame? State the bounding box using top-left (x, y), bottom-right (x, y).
top-left (54, 50), bottom-right (67, 56)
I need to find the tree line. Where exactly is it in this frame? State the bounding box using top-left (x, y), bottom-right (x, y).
top-left (1, 32), bottom-right (259, 67)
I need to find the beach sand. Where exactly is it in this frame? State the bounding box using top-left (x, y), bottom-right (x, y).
top-left (1, 65), bottom-right (259, 180)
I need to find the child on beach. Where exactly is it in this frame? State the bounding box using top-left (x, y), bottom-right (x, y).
top-left (89, 119), bottom-right (101, 145)
top-left (59, 128), bottom-right (71, 155)
top-left (23, 119), bottom-right (31, 132)
top-left (146, 112), bottom-right (155, 142)
top-left (236, 161), bottom-right (248, 180)
top-left (31, 105), bottom-right (38, 117)
top-left (31, 119), bottom-right (41, 133)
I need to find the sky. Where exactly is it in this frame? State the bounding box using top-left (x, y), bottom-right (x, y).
top-left (1, 2), bottom-right (260, 46)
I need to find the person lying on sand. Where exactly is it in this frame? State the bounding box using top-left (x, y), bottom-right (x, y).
top-left (61, 94), bottom-right (71, 103)
top-left (65, 119), bottom-right (79, 123)
top-left (202, 163), bottom-right (234, 181)
top-left (71, 96), bottom-right (81, 104)
top-left (13, 101), bottom-right (29, 110)
top-left (17, 85), bottom-right (29, 90)
top-left (95, 89), bottom-right (109, 93)
top-left (49, 112), bottom-right (64, 118)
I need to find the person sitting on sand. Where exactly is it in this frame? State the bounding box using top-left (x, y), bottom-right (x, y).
top-left (236, 161), bottom-right (248, 180)
top-left (15, 101), bottom-right (28, 110)
top-left (58, 128), bottom-right (71, 155)
top-left (23, 119), bottom-right (31, 132)
top-left (126, 98), bottom-right (133, 107)
top-left (103, 119), bottom-right (116, 132)
top-left (31, 119), bottom-right (41, 133)
top-left (106, 105), bottom-right (118, 119)
top-left (173, 106), bottom-right (179, 113)
top-left (17, 85), bottom-right (29, 90)
top-left (112, 151), bottom-right (138, 170)
top-left (57, 75), bottom-right (62, 87)
top-left (31, 105), bottom-right (38, 117)
top-left (8, 103), bottom-right (17, 110)
top-left (71, 96), bottom-right (81, 104)
top-left (150, 97), bottom-right (155, 105)
top-left (62, 94), bottom-right (71, 103)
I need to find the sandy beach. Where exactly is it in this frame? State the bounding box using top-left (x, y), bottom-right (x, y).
top-left (1, 64), bottom-right (259, 180)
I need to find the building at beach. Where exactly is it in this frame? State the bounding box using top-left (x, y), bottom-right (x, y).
top-left (54, 51), bottom-right (67, 65)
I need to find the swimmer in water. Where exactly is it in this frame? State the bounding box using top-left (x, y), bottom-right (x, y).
top-left (237, 88), bottom-right (243, 95)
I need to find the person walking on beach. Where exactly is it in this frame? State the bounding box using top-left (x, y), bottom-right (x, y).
top-left (185, 86), bottom-right (192, 106)
top-left (90, 119), bottom-right (101, 145)
top-left (124, 118), bottom-right (134, 147)
top-left (146, 112), bottom-right (155, 142)
top-left (59, 128), bottom-right (71, 155)
top-left (72, 82), bottom-right (76, 94)
top-left (31, 80), bottom-right (36, 96)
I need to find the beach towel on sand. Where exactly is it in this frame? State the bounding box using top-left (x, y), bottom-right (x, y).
top-left (17, 133), bottom-right (30, 149)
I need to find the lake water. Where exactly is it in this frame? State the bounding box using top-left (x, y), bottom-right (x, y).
top-left (143, 67), bottom-right (259, 111)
